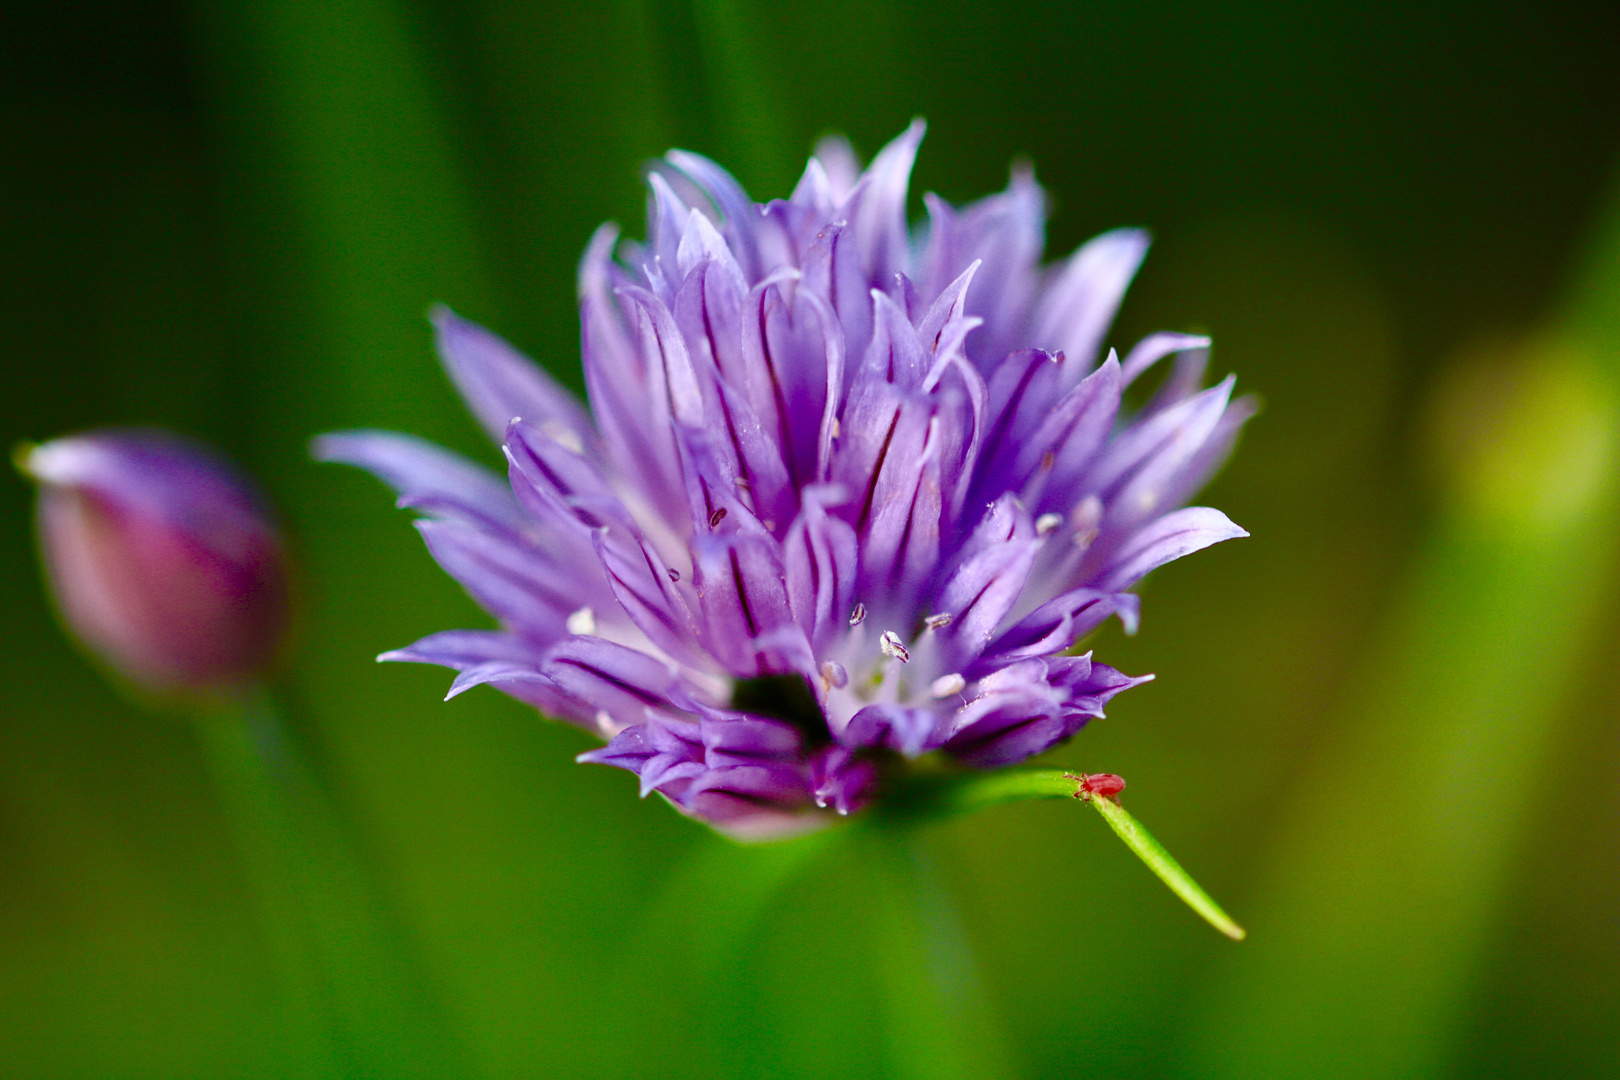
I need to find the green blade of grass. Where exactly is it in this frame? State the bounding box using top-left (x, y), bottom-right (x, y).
top-left (883, 768), bottom-right (1245, 939)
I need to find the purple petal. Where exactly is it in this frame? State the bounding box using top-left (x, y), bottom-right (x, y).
top-left (431, 307), bottom-right (598, 450)
top-left (313, 429), bottom-right (525, 534)
top-left (1090, 376), bottom-right (1235, 540)
top-left (801, 219), bottom-right (872, 369)
top-left (841, 119), bottom-right (925, 289)
top-left (666, 149), bottom-right (763, 282)
top-left (783, 485), bottom-right (858, 649)
top-left (842, 703), bottom-right (947, 757)
top-left (859, 289), bottom-right (931, 391)
top-left (579, 236), bottom-right (688, 526)
top-left (1029, 228), bottom-right (1150, 381)
top-left (744, 278), bottom-right (845, 489)
top-left (982, 589), bottom-right (1140, 670)
top-left (591, 524), bottom-right (704, 668)
top-left (541, 635), bottom-right (695, 726)
top-left (849, 399), bottom-right (942, 601)
top-left (1085, 376), bottom-right (1235, 501)
top-left (691, 530), bottom-right (813, 679)
top-left (379, 629), bottom-right (542, 669)
top-left (914, 261), bottom-right (980, 358)
top-left (1119, 331), bottom-right (1212, 390)
top-left (700, 712), bottom-right (804, 766)
top-left (1020, 354), bottom-right (1124, 512)
top-left (933, 537), bottom-right (1041, 669)
top-left (682, 762), bottom-right (810, 808)
top-left (1094, 506), bottom-right (1248, 592)
top-left (1047, 653), bottom-right (1154, 716)
top-left (923, 166), bottom-right (1045, 366)
top-left (416, 519), bottom-right (586, 640)
top-left (978, 349), bottom-right (1065, 478)
top-left (810, 746), bottom-right (879, 815)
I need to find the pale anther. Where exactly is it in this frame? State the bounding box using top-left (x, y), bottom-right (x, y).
top-left (879, 631), bottom-right (910, 663)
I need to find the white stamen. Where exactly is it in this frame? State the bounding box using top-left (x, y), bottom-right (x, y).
top-left (1072, 494), bottom-right (1103, 530)
top-left (849, 602), bottom-right (867, 627)
top-left (879, 630), bottom-right (910, 663)
top-left (819, 660), bottom-right (849, 690)
top-left (923, 612), bottom-right (953, 630)
top-left (1071, 495), bottom-right (1104, 549)
top-left (930, 673), bottom-right (967, 698)
top-left (566, 607), bottom-right (597, 636)
top-left (1035, 512), bottom-right (1063, 536)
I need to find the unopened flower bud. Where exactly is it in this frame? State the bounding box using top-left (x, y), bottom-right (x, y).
top-left (19, 430), bottom-right (290, 693)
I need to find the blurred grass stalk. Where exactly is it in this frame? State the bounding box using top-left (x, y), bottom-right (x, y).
top-left (186, 0), bottom-right (497, 1072)
top-left (194, 691), bottom-right (458, 1077)
top-left (1190, 174), bottom-right (1620, 1077)
top-left (630, 819), bottom-right (1017, 1080)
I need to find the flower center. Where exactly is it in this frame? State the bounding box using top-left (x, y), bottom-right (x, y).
top-left (729, 673), bottom-right (832, 745)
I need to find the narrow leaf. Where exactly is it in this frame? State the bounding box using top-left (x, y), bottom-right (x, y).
top-left (1088, 792), bottom-right (1246, 940)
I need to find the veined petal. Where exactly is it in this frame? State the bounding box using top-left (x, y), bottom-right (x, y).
top-left (700, 712), bottom-right (804, 766)
top-left (542, 635), bottom-right (697, 726)
top-left (441, 660), bottom-right (587, 727)
top-left (1030, 227), bottom-right (1151, 382)
top-left (840, 119), bottom-right (925, 290)
top-left (432, 307), bottom-right (598, 451)
top-left (692, 530), bottom-right (813, 679)
top-left (922, 166), bottom-right (1045, 365)
top-left (1120, 331), bottom-right (1211, 392)
top-left (783, 485), bottom-right (858, 649)
top-left (1091, 375), bottom-right (1235, 539)
top-left (1094, 506), bottom-right (1248, 592)
top-left (666, 149), bottom-right (764, 282)
top-left (933, 536), bottom-right (1041, 669)
top-left (416, 519), bottom-right (587, 641)
top-left (591, 523), bottom-right (704, 667)
top-left (313, 429), bottom-right (525, 534)
top-left (842, 703), bottom-right (946, 757)
top-left (858, 289), bottom-right (931, 391)
top-left (379, 628), bottom-right (542, 669)
top-left (981, 588), bottom-right (1140, 671)
top-left (1009, 353), bottom-right (1124, 513)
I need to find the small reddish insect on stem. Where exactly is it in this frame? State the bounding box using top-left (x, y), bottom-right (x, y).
top-left (1064, 772), bottom-right (1126, 803)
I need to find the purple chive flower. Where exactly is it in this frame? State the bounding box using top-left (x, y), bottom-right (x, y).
top-left (317, 122), bottom-right (1252, 839)
top-left (20, 430), bottom-right (291, 694)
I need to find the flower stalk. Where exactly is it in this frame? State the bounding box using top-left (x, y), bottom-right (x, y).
top-left (191, 687), bottom-right (468, 1077)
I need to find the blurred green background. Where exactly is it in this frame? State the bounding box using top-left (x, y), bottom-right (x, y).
top-left (5, 0), bottom-right (1620, 1076)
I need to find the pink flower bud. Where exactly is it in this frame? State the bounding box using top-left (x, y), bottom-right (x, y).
top-left (20, 430), bottom-right (291, 693)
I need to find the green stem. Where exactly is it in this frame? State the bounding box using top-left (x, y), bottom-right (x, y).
top-left (192, 687), bottom-right (466, 1077)
top-left (192, 701), bottom-right (339, 1079)
top-left (885, 768), bottom-right (1245, 940)
top-left (863, 830), bottom-right (1016, 1080)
